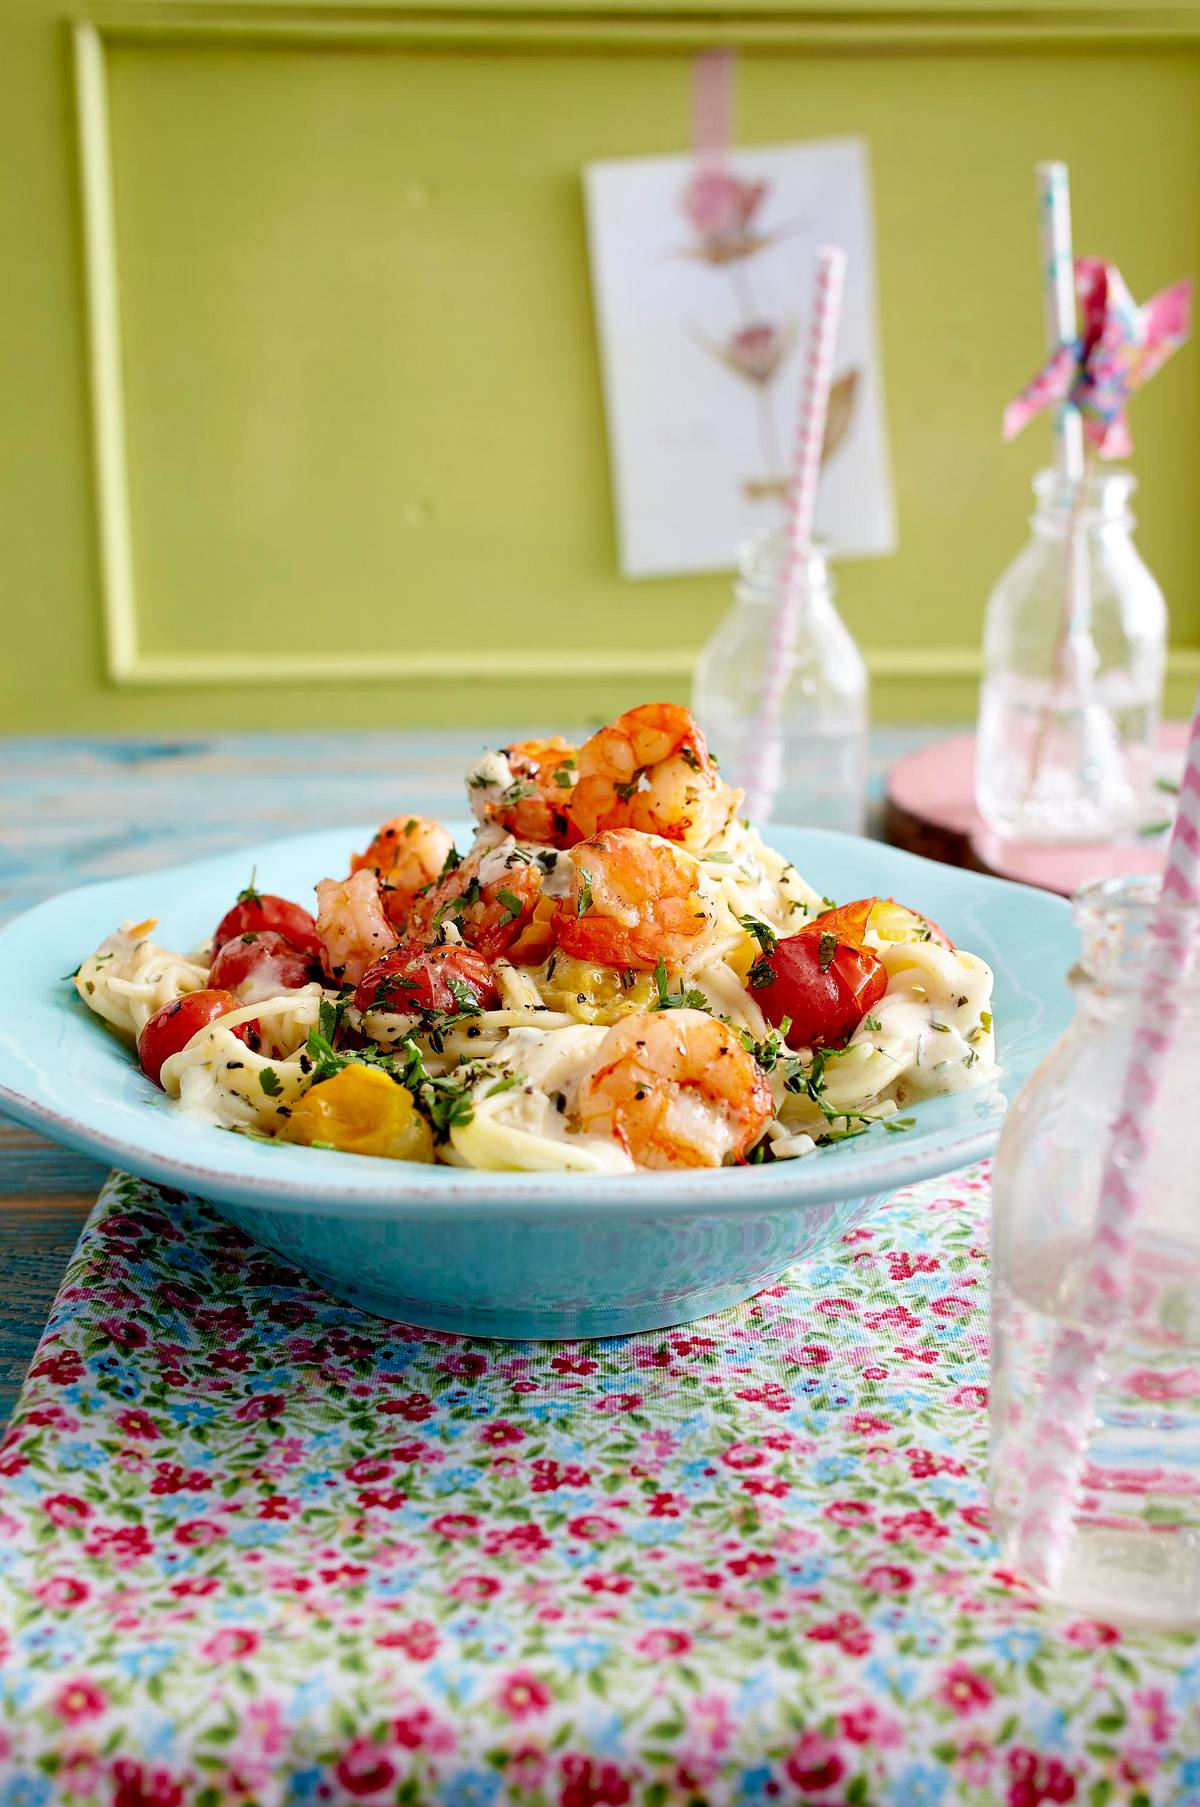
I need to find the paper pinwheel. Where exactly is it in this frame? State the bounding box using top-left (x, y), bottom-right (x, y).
top-left (1003, 258), bottom-right (1192, 459)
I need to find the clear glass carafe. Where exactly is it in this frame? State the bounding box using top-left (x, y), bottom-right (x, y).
top-left (976, 469), bottom-right (1166, 844)
top-left (990, 876), bottom-right (1200, 1627)
top-left (692, 531), bottom-right (869, 832)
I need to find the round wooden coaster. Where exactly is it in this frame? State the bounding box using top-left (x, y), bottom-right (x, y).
top-left (884, 726), bottom-right (1188, 896)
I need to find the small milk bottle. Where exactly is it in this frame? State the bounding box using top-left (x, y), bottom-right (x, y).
top-left (990, 874), bottom-right (1200, 1627)
top-left (692, 530), bottom-right (869, 832)
top-left (976, 468), bottom-right (1166, 844)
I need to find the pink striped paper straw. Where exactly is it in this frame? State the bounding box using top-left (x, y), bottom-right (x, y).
top-left (742, 245), bottom-right (847, 823)
top-left (1037, 160), bottom-right (1085, 488)
top-left (1014, 685), bottom-right (1200, 1589)
top-left (1028, 163), bottom-right (1091, 790)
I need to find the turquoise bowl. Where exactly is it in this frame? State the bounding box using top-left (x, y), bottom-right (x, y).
top-left (0, 826), bottom-right (1074, 1338)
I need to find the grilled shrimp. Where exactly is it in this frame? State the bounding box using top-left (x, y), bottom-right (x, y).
top-left (407, 843), bottom-right (544, 963)
top-left (554, 828), bottom-right (719, 973)
top-left (467, 738), bottom-right (579, 847)
top-left (315, 869), bottom-right (398, 986)
top-left (575, 1008), bottom-right (772, 1169)
top-left (351, 815), bottom-right (455, 931)
top-left (567, 703), bottom-right (736, 849)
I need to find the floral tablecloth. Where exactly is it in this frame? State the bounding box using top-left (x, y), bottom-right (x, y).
top-left (0, 1164), bottom-right (1197, 1807)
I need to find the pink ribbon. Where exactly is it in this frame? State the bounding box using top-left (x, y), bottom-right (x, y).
top-left (680, 50), bottom-right (766, 258)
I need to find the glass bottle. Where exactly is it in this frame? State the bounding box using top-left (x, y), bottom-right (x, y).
top-left (692, 531), bottom-right (869, 832)
top-left (976, 468), bottom-right (1166, 845)
top-left (990, 875), bottom-right (1200, 1628)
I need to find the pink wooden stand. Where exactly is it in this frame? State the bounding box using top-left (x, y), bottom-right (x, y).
top-left (885, 726), bottom-right (1188, 896)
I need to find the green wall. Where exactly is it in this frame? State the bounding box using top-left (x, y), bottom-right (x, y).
top-left (5, 0), bottom-right (1200, 731)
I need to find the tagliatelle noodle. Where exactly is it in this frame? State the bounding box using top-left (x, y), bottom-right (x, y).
top-left (75, 924), bottom-right (211, 1041)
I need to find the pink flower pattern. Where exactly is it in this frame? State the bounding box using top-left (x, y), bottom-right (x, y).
top-left (0, 1165), bottom-right (1196, 1803)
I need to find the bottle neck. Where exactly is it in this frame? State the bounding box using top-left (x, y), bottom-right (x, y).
top-left (735, 529), bottom-right (835, 610)
top-left (1031, 465), bottom-right (1137, 540)
top-left (1072, 877), bottom-right (1200, 1018)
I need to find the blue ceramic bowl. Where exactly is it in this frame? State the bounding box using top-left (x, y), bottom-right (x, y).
top-left (0, 825), bottom-right (1074, 1338)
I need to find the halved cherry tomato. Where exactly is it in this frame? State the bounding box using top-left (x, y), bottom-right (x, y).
top-left (285, 1066), bottom-right (434, 1163)
top-left (210, 930), bottom-right (317, 1003)
top-left (354, 943), bottom-right (500, 1017)
top-left (749, 898), bottom-right (887, 1047)
top-left (212, 892), bottom-right (322, 961)
top-left (137, 989), bottom-right (259, 1089)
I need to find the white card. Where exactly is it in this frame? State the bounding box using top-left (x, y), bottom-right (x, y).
top-left (584, 136), bottom-right (896, 577)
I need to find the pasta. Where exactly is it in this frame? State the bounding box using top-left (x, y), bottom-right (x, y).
top-left (73, 704), bottom-right (998, 1173)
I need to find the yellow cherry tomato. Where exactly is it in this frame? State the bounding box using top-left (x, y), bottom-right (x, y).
top-left (285, 1065), bottom-right (434, 1163)
top-left (539, 954), bottom-right (656, 1025)
top-left (866, 898), bottom-right (954, 950)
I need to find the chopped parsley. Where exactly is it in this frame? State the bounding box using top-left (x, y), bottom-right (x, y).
top-left (495, 887), bottom-right (524, 925)
top-left (774, 1044), bottom-right (874, 1144)
top-left (395, 1037), bottom-right (489, 1140)
top-left (680, 744), bottom-right (702, 772)
top-left (445, 977), bottom-right (483, 1015)
top-left (737, 914), bottom-right (778, 956)
top-left (651, 956), bottom-right (711, 1013)
top-left (817, 931), bottom-right (838, 972)
top-left (863, 1014), bottom-right (882, 1032)
top-left (736, 1021), bottom-right (792, 1072)
top-left (747, 956), bottom-right (776, 991)
top-left (484, 1074), bottom-right (522, 1099)
top-left (883, 1116), bottom-right (916, 1134)
top-left (259, 1067), bottom-right (283, 1097)
top-left (576, 871), bottom-right (593, 918)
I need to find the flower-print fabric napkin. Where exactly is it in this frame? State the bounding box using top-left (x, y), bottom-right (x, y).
top-left (0, 1164), bottom-right (1196, 1806)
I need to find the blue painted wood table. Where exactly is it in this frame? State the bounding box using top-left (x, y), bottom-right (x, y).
top-left (0, 729), bottom-right (929, 1426)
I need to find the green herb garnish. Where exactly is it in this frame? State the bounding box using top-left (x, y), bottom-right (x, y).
top-left (496, 887), bottom-right (524, 925)
top-left (651, 956), bottom-right (710, 1013)
top-left (738, 914), bottom-right (778, 956)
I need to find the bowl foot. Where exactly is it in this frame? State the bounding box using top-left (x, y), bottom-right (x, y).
top-left (210, 1189), bottom-right (891, 1343)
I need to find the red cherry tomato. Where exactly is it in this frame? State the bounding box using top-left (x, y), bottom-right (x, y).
top-left (354, 943), bottom-right (500, 1017)
top-left (210, 930), bottom-right (317, 1002)
top-left (213, 892), bottom-right (322, 961)
top-left (137, 989), bottom-right (259, 1089)
top-left (749, 898), bottom-right (888, 1048)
